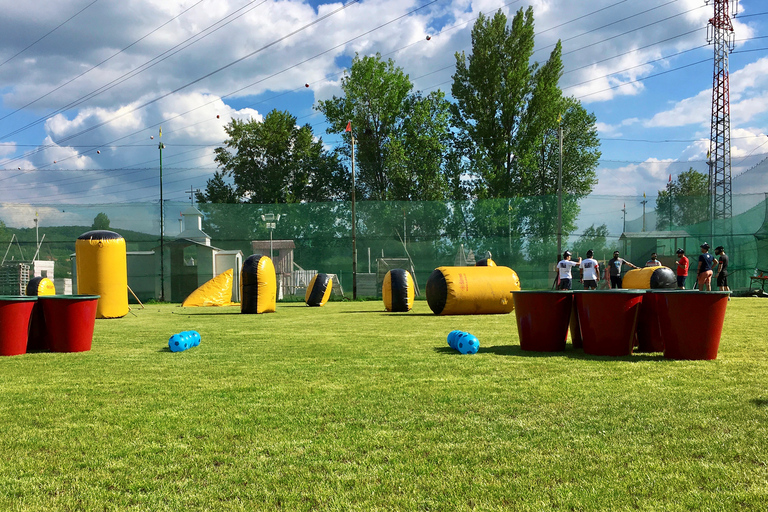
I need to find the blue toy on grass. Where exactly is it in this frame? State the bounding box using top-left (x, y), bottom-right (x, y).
top-left (169, 330), bottom-right (201, 352)
top-left (447, 330), bottom-right (479, 354)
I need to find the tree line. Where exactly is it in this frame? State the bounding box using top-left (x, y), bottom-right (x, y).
top-left (195, 8), bottom-right (602, 264)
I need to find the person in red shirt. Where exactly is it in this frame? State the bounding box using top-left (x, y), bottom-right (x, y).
top-left (675, 248), bottom-right (689, 289)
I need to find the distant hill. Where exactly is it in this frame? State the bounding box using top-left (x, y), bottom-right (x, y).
top-left (1, 226), bottom-right (159, 278)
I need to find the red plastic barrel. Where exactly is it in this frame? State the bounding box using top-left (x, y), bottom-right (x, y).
top-left (512, 291), bottom-right (572, 352)
top-left (40, 295), bottom-right (100, 353)
top-left (636, 291), bottom-right (665, 353)
top-left (656, 290), bottom-right (729, 360)
top-left (0, 296), bottom-right (37, 356)
top-left (575, 290), bottom-right (644, 356)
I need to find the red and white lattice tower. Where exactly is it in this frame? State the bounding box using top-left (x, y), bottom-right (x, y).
top-left (706, 0), bottom-right (738, 223)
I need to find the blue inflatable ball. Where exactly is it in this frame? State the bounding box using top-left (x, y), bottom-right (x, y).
top-left (182, 330), bottom-right (201, 347)
top-left (457, 333), bottom-right (479, 355)
top-left (447, 330), bottom-right (463, 350)
top-left (169, 333), bottom-right (188, 352)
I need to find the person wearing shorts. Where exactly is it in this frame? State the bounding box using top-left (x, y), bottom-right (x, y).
top-left (675, 248), bottom-right (689, 289)
top-left (715, 246), bottom-right (731, 299)
top-left (557, 251), bottom-right (581, 290)
top-left (697, 242), bottom-right (715, 291)
top-left (579, 249), bottom-right (600, 289)
top-left (607, 251), bottom-right (638, 289)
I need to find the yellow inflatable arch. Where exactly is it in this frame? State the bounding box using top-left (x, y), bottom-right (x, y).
top-left (240, 255), bottom-right (276, 314)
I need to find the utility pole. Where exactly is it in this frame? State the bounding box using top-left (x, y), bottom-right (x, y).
top-left (707, 0), bottom-right (738, 235)
top-left (557, 120), bottom-right (563, 257)
top-left (621, 203), bottom-right (627, 234)
top-left (347, 121), bottom-right (357, 300)
top-left (186, 185), bottom-right (200, 206)
top-left (158, 127), bottom-right (165, 302)
top-left (641, 193), bottom-right (648, 232)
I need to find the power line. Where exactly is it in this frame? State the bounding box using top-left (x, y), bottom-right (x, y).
top-left (0, 0), bottom-right (101, 69)
top-left (0, 0), bottom-right (269, 141)
top-left (0, 0), bottom-right (207, 123)
top-left (0, 0), bottom-right (361, 166)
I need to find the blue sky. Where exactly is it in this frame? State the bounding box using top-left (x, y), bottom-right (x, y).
top-left (0, 0), bottom-right (767, 233)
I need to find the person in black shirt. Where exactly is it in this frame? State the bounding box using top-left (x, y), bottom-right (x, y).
top-left (697, 242), bottom-right (715, 291)
top-left (714, 246), bottom-right (731, 299)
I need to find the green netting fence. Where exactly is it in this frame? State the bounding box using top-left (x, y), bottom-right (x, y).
top-left (2, 193), bottom-right (767, 300)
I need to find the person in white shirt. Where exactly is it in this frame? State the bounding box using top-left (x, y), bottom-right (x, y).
top-left (557, 251), bottom-right (582, 290)
top-left (579, 250), bottom-right (600, 290)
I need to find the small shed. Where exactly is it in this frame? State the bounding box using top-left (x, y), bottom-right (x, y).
top-left (618, 230), bottom-right (692, 267)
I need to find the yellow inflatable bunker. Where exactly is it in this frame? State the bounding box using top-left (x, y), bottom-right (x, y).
top-left (475, 258), bottom-right (496, 266)
top-left (382, 269), bottom-right (415, 312)
top-left (76, 230), bottom-right (128, 319)
top-left (622, 266), bottom-right (677, 289)
top-left (305, 273), bottom-right (333, 307)
top-left (182, 269), bottom-right (234, 307)
top-left (426, 265), bottom-right (521, 315)
top-left (240, 255), bottom-right (276, 314)
top-left (26, 276), bottom-right (56, 296)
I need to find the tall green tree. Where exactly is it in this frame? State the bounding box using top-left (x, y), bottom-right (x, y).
top-left (316, 53), bottom-right (455, 201)
top-left (655, 168), bottom-right (709, 230)
top-left (91, 212), bottom-right (110, 230)
top-left (451, 8), bottom-right (601, 259)
top-left (202, 109), bottom-right (349, 205)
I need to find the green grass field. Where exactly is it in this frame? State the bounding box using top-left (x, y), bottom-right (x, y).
top-left (1, 298), bottom-right (767, 511)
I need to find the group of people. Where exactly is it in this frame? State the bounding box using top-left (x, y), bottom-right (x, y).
top-left (555, 244), bottom-right (730, 295)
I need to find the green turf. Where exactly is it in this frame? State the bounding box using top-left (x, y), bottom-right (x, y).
top-left (1, 298), bottom-right (767, 511)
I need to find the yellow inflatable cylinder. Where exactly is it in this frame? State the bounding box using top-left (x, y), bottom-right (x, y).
top-left (26, 276), bottom-right (56, 296)
top-left (305, 273), bottom-right (333, 307)
top-left (426, 266), bottom-right (521, 315)
top-left (76, 230), bottom-right (128, 319)
top-left (382, 269), bottom-right (415, 312)
top-left (622, 266), bottom-right (677, 289)
top-left (240, 255), bottom-right (276, 314)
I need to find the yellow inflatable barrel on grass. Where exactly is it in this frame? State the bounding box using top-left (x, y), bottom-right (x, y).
top-left (622, 266), bottom-right (677, 289)
top-left (426, 265), bottom-right (521, 315)
top-left (76, 230), bottom-right (128, 319)
top-left (305, 273), bottom-right (333, 307)
top-left (240, 255), bottom-right (276, 314)
top-left (382, 269), bottom-right (415, 312)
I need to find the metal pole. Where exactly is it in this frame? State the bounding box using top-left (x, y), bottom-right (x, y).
top-left (557, 124), bottom-right (563, 257)
top-left (351, 135), bottom-right (357, 300)
top-left (269, 227), bottom-right (273, 261)
top-left (159, 128), bottom-right (165, 302)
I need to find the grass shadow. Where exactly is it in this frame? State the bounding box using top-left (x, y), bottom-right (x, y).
top-left (751, 398), bottom-right (768, 407)
top-left (435, 343), bottom-right (666, 361)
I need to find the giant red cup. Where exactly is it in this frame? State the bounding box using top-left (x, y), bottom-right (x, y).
top-left (656, 290), bottom-right (729, 360)
top-left (0, 296), bottom-right (37, 356)
top-left (575, 290), bottom-right (644, 356)
top-left (513, 291), bottom-right (572, 352)
top-left (39, 295), bottom-right (100, 353)
top-left (636, 290), bottom-right (665, 353)
top-left (569, 294), bottom-right (582, 349)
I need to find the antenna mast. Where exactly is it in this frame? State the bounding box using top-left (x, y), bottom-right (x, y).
top-left (706, 0), bottom-right (738, 228)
